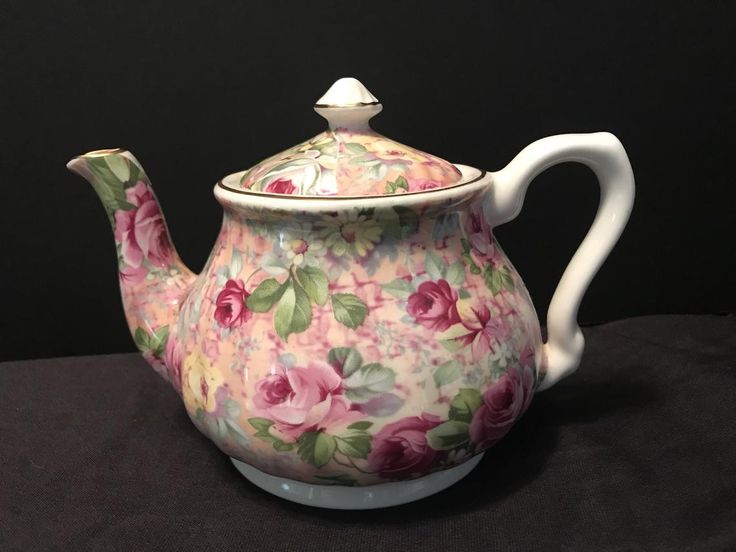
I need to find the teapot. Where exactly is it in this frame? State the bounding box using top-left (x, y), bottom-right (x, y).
top-left (67, 78), bottom-right (634, 509)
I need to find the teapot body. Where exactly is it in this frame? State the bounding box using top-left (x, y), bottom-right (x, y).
top-left (171, 169), bottom-right (543, 486)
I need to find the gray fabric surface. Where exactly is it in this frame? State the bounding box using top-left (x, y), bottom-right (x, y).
top-left (1, 315), bottom-right (734, 551)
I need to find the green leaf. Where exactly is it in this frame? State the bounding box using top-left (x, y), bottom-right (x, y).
top-left (249, 418), bottom-right (294, 451)
top-left (127, 162), bottom-right (141, 186)
top-left (314, 473), bottom-right (358, 486)
top-left (274, 282), bottom-right (312, 340)
top-left (246, 278), bottom-right (288, 312)
top-left (393, 206), bottom-right (419, 238)
top-left (380, 278), bottom-right (415, 299)
top-left (483, 263), bottom-right (515, 295)
top-left (150, 325), bottom-right (170, 356)
top-left (297, 431), bottom-right (337, 467)
top-left (460, 238), bottom-right (472, 254)
top-left (385, 176), bottom-right (409, 194)
top-left (327, 347), bottom-right (363, 378)
top-left (458, 289), bottom-right (471, 299)
top-left (344, 363), bottom-right (396, 403)
top-left (248, 417), bottom-right (274, 432)
top-left (296, 266), bottom-right (328, 306)
top-left (433, 360), bottom-right (462, 387)
top-left (331, 293), bottom-right (368, 329)
top-left (426, 421), bottom-right (470, 450)
top-left (347, 421), bottom-right (373, 431)
top-left (376, 208), bottom-right (402, 240)
top-left (105, 155), bottom-right (130, 183)
top-left (133, 327), bottom-right (150, 350)
top-left (86, 157), bottom-right (136, 212)
top-left (345, 142), bottom-right (368, 154)
top-left (425, 250), bottom-right (445, 280)
top-left (448, 388), bottom-right (484, 423)
top-left (335, 433), bottom-right (372, 459)
top-left (500, 266), bottom-right (515, 293)
top-left (446, 261), bottom-right (466, 286)
top-left (132, 326), bottom-right (168, 356)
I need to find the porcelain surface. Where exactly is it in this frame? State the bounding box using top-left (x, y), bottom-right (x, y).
top-left (67, 77), bottom-right (635, 508)
top-left (235, 78), bottom-right (462, 197)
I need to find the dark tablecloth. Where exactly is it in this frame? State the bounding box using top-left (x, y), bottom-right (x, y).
top-left (1, 315), bottom-right (734, 551)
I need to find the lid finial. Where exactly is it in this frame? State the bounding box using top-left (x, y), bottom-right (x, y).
top-left (315, 77), bottom-right (379, 108)
top-left (314, 78), bottom-right (383, 130)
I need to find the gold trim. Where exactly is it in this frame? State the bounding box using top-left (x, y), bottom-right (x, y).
top-left (314, 101), bottom-right (381, 108)
top-left (217, 170), bottom-right (488, 200)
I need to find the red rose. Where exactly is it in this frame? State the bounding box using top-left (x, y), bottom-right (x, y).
top-left (264, 178), bottom-right (297, 195)
top-left (367, 413), bottom-right (443, 479)
top-left (406, 279), bottom-right (460, 331)
top-left (469, 366), bottom-right (534, 450)
top-left (214, 279), bottom-right (252, 328)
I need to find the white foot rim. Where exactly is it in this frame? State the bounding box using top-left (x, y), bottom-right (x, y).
top-left (230, 453), bottom-right (484, 510)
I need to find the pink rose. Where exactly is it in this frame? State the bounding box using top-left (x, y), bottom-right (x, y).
top-left (367, 413), bottom-right (443, 479)
top-left (406, 279), bottom-right (461, 332)
top-left (118, 264), bottom-right (148, 284)
top-left (214, 279), bottom-right (252, 328)
top-left (264, 178), bottom-right (297, 195)
top-left (408, 178), bottom-right (441, 192)
top-left (164, 336), bottom-right (183, 392)
top-left (463, 206), bottom-right (495, 258)
top-left (519, 343), bottom-right (536, 370)
top-left (253, 361), bottom-right (361, 441)
top-left (114, 181), bottom-right (172, 268)
top-left (469, 366), bottom-right (534, 450)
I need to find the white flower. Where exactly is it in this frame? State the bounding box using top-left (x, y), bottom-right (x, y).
top-left (263, 222), bottom-right (326, 272)
top-left (317, 210), bottom-right (383, 258)
top-left (488, 340), bottom-right (513, 368)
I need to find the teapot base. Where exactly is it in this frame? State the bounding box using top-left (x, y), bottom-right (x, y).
top-left (230, 453), bottom-right (484, 510)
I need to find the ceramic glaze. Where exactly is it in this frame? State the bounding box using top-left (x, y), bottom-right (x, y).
top-left (237, 78), bottom-right (462, 197)
top-left (67, 78), bottom-right (635, 508)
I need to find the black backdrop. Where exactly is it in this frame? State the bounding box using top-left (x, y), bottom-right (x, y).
top-left (1, 1), bottom-right (734, 361)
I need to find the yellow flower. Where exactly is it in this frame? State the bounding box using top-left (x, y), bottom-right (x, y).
top-left (182, 352), bottom-right (225, 413)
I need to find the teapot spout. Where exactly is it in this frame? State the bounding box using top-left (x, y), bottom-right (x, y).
top-left (67, 149), bottom-right (196, 391)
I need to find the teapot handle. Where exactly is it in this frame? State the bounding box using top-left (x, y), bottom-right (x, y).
top-left (488, 133), bottom-right (635, 390)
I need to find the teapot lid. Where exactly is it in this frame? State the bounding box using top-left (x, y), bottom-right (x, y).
top-left (224, 78), bottom-right (464, 197)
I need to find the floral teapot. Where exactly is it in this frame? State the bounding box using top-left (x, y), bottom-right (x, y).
top-left (67, 78), bottom-right (634, 509)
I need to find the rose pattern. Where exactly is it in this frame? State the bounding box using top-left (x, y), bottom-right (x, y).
top-left (459, 298), bottom-right (513, 360)
top-left (408, 178), bottom-right (442, 192)
top-left (406, 279), bottom-right (461, 331)
top-left (114, 181), bottom-right (172, 268)
top-left (76, 151), bottom-right (542, 487)
top-left (469, 366), bottom-right (534, 449)
top-left (214, 279), bottom-right (252, 328)
top-left (239, 128), bottom-right (462, 197)
top-left (463, 205), bottom-right (495, 258)
top-left (164, 335), bottom-right (184, 392)
top-left (367, 413), bottom-right (443, 479)
top-left (252, 361), bottom-right (361, 441)
top-left (264, 177), bottom-right (297, 195)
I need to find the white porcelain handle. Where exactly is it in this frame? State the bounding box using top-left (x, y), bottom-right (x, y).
top-left (489, 133), bottom-right (635, 390)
